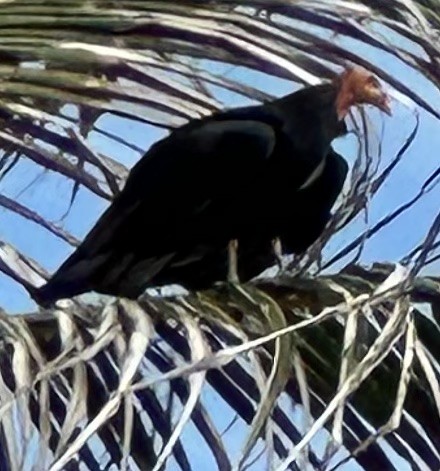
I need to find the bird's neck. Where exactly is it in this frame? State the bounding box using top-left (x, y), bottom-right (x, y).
top-left (335, 81), bottom-right (355, 120)
top-left (268, 84), bottom-right (347, 182)
top-left (273, 84), bottom-right (344, 136)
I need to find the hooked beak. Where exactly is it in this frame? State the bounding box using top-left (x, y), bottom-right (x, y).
top-left (376, 91), bottom-right (392, 116)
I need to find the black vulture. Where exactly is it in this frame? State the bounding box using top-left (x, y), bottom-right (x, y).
top-left (32, 66), bottom-right (391, 305)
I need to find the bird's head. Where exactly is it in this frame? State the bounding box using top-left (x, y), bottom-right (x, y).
top-left (335, 66), bottom-right (391, 120)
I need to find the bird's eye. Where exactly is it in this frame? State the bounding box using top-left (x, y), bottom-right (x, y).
top-left (367, 76), bottom-right (380, 88)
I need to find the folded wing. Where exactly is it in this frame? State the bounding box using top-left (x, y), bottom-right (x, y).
top-left (34, 118), bottom-right (277, 305)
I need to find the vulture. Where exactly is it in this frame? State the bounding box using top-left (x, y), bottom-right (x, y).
top-left (32, 66), bottom-right (391, 306)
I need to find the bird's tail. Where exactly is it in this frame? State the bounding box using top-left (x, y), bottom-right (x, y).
top-left (27, 283), bottom-right (58, 308)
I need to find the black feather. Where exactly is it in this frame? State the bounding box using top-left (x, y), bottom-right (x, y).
top-left (33, 81), bottom-right (349, 306)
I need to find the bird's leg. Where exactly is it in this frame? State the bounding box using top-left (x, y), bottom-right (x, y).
top-left (227, 239), bottom-right (240, 284)
top-left (272, 237), bottom-right (284, 272)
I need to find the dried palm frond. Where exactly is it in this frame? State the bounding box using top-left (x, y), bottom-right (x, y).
top-left (1, 264), bottom-right (439, 469)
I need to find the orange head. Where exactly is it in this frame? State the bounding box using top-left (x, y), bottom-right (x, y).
top-left (335, 66), bottom-right (391, 120)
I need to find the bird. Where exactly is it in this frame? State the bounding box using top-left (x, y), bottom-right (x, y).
top-left (31, 66), bottom-right (391, 306)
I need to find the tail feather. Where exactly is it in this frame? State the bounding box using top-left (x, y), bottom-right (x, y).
top-left (29, 250), bottom-right (108, 307)
top-left (27, 283), bottom-right (55, 308)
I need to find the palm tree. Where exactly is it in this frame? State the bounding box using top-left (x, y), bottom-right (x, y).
top-left (0, 1), bottom-right (439, 470)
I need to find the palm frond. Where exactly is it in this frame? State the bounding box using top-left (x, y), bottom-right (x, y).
top-left (0, 266), bottom-right (439, 469)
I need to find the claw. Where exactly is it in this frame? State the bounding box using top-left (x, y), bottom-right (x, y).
top-left (227, 239), bottom-right (240, 284)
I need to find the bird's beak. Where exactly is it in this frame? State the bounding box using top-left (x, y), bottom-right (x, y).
top-left (375, 91), bottom-right (392, 116)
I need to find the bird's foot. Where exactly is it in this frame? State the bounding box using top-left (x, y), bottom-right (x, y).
top-left (272, 237), bottom-right (284, 273)
top-left (227, 239), bottom-right (240, 284)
